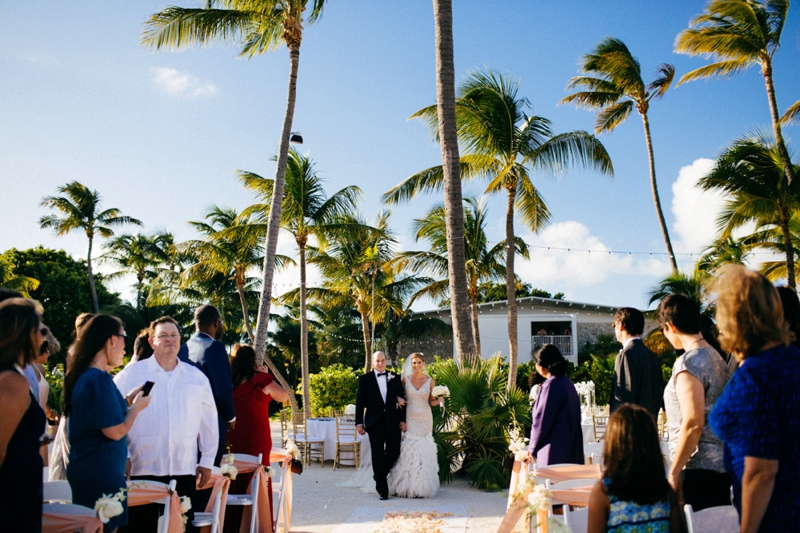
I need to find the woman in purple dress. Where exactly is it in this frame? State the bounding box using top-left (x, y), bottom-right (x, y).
top-left (527, 344), bottom-right (583, 466)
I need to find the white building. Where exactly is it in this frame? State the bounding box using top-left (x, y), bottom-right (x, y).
top-left (407, 296), bottom-right (621, 365)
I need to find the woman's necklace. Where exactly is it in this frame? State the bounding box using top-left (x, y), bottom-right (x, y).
top-left (687, 338), bottom-right (705, 351)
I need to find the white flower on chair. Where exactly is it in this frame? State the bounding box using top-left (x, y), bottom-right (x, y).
top-left (264, 466), bottom-right (275, 479)
top-left (285, 440), bottom-right (301, 460)
top-left (94, 488), bottom-right (126, 524)
top-left (220, 454), bottom-right (239, 480)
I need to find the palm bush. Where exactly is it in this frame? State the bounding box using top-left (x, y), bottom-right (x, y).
top-left (432, 355), bottom-right (530, 490)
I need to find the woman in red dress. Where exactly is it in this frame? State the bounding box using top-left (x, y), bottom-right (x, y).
top-left (225, 344), bottom-right (288, 513)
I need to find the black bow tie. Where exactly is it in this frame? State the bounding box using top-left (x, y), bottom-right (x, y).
top-left (377, 372), bottom-right (387, 377)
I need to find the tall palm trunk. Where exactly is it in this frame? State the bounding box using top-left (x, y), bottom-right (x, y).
top-left (298, 240), bottom-right (311, 419)
top-left (252, 41), bottom-right (301, 416)
top-left (763, 63), bottom-right (797, 188)
top-left (641, 112), bottom-right (678, 272)
top-left (360, 305), bottom-right (371, 373)
top-left (432, 0), bottom-right (475, 364)
top-left (468, 284), bottom-right (481, 357)
top-left (86, 233), bottom-right (100, 313)
top-left (778, 206), bottom-right (796, 289)
top-left (236, 277), bottom-right (255, 343)
top-left (504, 184), bottom-right (518, 389)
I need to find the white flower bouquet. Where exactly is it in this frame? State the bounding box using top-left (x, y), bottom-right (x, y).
top-left (94, 488), bottom-right (126, 524)
top-left (507, 427), bottom-right (530, 463)
top-left (431, 385), bottom-right (450, 398)
top-left (285, 440), bottom-right (301, 460)
top-left (220, 454), bottom-right (239, 480)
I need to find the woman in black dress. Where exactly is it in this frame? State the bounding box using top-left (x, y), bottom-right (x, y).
top-left (0, 298), bottom-right (47, 532)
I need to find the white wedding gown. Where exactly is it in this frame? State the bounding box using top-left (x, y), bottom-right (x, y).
top-left (387, 377), bottom-right (439, 498)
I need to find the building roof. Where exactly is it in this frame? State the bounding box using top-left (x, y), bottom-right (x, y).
top-left (411, 295), bottom-right (619, 318)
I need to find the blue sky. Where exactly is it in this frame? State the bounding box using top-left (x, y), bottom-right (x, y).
top-left (1, 1), bottom-right (798, 312)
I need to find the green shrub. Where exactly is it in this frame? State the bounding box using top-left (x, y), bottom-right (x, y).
top-left (308, 364), bottom-right (360, 417)
top-left (433, 355), bottom-right (530, 491)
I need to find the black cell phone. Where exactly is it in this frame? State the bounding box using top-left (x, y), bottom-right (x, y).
top-left (142, 381), bottom-right (155, 396)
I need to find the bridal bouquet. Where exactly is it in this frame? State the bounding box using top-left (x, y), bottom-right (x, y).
top-left (220, 454), bottom-right (239, 480)
top-left (94, 488), bottom-right (126, 524)
top-left (431, 385), bottom-right (450, 398)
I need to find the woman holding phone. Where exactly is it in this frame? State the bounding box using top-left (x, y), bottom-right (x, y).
top-left (65, 315), bottom-right (151, 533)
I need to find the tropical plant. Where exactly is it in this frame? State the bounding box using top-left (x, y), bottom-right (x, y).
top-left (782, 100), bottom-right (800, 126)
top-left (561, 37), bottom-right (677, 272)
top-left (402, 197), bottom-right (528, 357)
top-left (432, 355), bottom-right (530, 489)
top-left (375, 308), bottom-right (451, 367)
top-left (239, 148), bottom-right (361, 418)
top-left (749, 211), bottom-right (800, 282)
top-left (39, 181), bottom-right (141, 312)
top-left (385, 69), bottom-right (612, 389)
top-left (141, 0), bottom-right (327, 376)
top-left (428, 0), bottom-right (476, 363)
top-left (697, 132), bottom-right (800, 288)
top-left (696, 235), bottom-right (752, 276)
top-left (675, 0), bottom-right (796, 187)
top-left (0, 254), bottom-right (39, 297)
top-left (307, 363), bottom-right (359, 417)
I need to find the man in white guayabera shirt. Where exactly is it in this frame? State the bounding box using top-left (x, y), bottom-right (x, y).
top-left (114, 316), bottom-right (218, 533)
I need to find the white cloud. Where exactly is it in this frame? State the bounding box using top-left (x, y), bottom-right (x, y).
top-left (670, 158), bottom-right (725, 257)
top-left (151, 67), bottom-right (217, 98)
top-left (515, 221), bottom-right (670, 295)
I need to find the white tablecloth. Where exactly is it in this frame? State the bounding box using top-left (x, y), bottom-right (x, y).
top-left (581, 423), bottom-right (595, 444)
top-left (306, 418), bottom-right (369, 464)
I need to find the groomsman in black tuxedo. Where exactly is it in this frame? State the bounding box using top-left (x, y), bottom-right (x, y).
top-left (356, 351), bottom-right (406, 500)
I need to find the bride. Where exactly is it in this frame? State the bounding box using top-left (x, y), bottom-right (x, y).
top-left (387, 352), bottom-right (440, 498)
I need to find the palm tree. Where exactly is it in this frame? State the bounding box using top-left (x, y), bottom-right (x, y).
top-left (385, 69), bottom-right (612, 388)
top-left (183, 205), bottom-right (271, 342)
top-left (40, 181), bottom-right (142, 312)
top-left (697, 132), bottom-right (800, 288)
top-left (238, 148), bottom-right (361, 419)
top-left (429, 0), bottom-right (476, 363)
top-left (561, 37), bottom-right (677, 271)
top-left (782, 100), bottom-right (800, 126)
top-left (675, 0), bottom-right (796, 187)
top-left (307, 212), bottom-right (425, 371)
top-left (142, 0), bottom-right (327, 365)
top-left (101, 233), bottom-right (165, 311)
top-left (402, 197), bottom-right (529, 357)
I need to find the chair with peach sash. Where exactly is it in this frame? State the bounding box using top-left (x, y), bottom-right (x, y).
top-left (43, 480), bottom-right (72, 503)
top-left (563, 505), bottom-right (589, 533)
top-left (194, 465), bottom-right (228, 533)
top-left (227, 453), bottom-right (277, 533)
top-left (269, 448), bottom-right (293, 532)
top-left (126, 478), bottom-right (181, 533)
top-left (42, 502), bottom-right (103, 533)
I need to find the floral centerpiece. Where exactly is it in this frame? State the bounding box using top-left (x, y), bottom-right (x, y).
top-left (220, 454), bottom-right (238, 480)
top-left (574, 381), bottom-right (596, 421)
top-left (94, 488), bottom-right (126, 524)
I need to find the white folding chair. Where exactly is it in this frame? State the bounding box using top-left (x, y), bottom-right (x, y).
top-left (43, 480), bottom-right (72, 503)
top-left (271, 458), bottom-right (291, 533)
top-left (131, 479), bottom-right (176, 533)
top-left (684, 504), bottom-right (739, 533)
top-left (192, 483), bottom-right (223, 533)
top-left (42, 502), bottom-right (95, 517)
top-left (583, 442), bottom-right (604, 464)
top-left (563, 506), bottom-right (589, 533)
top-left (226, 453), bottom-right (262, 533)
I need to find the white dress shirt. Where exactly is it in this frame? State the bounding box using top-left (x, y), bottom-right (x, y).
top-left (114, 356), bottom-right (218, 475)
top-left (375, 370), bottom-right (387, 403)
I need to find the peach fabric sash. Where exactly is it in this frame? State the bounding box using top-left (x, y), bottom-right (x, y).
top-left (269, 448), bottom-right (294, 532)
top-left (533, 464), bottom-right (601, 483)
top-left (232, 457), bottom-right (272, 533)
top-left (551, 485), bottom-right (593, 507)
top-left (127, 481), bottom-right (183, 533)
top-left (197, 473), bottom-right (231, 533)
top-left (42, 510), bottom-right (103, 533)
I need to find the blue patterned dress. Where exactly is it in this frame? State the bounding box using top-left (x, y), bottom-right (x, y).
top-left (709, 343), bottom-right (800, 532)
top-left (603, 478), bottom-right (670, 533)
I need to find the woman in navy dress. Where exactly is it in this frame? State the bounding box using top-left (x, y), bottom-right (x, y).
top-left (527, 344), bottom-right (583, 466)
top-left (66, 315), bottom-right (151, 532)
top-left (0, 297), bottom-right (47, 532)
top-left (708, 265), bottom-right (800, 533)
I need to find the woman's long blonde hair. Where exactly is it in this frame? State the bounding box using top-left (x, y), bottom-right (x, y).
top-left (711, 264), bottom-right (792, 361)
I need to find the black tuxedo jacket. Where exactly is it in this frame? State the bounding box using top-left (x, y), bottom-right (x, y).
top-left (355, 371), bottom-right (406, 430)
